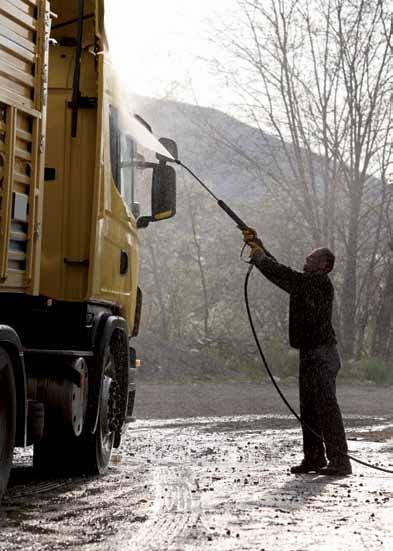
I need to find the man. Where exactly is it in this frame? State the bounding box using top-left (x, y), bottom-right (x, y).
top-left (243, 228), bottom-right (351, 476)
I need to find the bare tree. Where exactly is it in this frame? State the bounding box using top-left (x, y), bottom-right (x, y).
top-left (211, 0), bottom-right (393, 357)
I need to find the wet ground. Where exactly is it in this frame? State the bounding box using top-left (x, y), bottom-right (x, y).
top-left (1, 382), bottom-right (392, 550)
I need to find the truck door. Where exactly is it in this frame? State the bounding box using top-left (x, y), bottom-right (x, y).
top-left (94, 103), bottom-right (139, 328)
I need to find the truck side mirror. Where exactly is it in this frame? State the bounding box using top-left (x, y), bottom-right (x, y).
top-left (152, 163), bottom-right (176, 221)
top-left (136, 163), bottom-right (176, 229)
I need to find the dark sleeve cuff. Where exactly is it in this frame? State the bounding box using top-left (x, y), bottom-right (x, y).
top-left (250, 249), bottom-right (267, 265)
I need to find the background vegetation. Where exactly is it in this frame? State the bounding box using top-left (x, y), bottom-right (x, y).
top-left (134, 0), bottom-right (393, 384)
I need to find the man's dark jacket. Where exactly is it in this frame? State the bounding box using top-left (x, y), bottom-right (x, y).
top-left (251, 249), bottom-right (337, 350)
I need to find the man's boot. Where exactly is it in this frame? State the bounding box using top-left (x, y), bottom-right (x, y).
top-left (290, 457), bottom-right (327, 474)
top-left (318, 458), bottom-right (352, 476)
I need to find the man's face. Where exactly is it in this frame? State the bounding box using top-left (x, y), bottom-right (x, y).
top-left (303, 250), bottom-right (326, 273)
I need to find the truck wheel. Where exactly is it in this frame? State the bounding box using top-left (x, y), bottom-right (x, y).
top-left (85, 350), bottom-right (116, 474)
top-left (0, 348), bottom-right (16, 501)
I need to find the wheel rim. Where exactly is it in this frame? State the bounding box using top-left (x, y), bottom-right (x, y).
top-left (100, 375), bottom-right (113, 457)
top-left (97, 352), bottom-right (115, 468)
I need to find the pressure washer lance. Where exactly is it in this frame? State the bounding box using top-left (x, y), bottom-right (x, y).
top-left (174, 160), bottom-right (249, 230)
top-left (175, 158), bottom-right (393, 475)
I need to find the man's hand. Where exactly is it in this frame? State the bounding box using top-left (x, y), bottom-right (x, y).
top-left (242, 227), bottom-right (264, 255)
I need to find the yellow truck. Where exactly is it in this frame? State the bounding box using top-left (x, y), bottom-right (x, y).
top-left (0, 0), bottom-right (177, 499)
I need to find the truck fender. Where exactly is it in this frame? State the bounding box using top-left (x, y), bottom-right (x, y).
top-left (90, 316), bottom-right (130, 434)
top-left (0, 326), bottom-right (27, 447)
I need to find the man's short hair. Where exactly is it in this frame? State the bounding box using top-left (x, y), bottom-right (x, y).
top-left (318, 248), bottom-right (335, 272)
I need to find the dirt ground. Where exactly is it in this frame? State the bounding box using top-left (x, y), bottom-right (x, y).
top-left (0, 382), bottom-right (392, 550)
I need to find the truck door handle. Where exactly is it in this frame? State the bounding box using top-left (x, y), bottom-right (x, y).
top-left (120, 250), bottom-right (128, 275)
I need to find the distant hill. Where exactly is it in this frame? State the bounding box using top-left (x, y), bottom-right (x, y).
top-left (132, 96), bottom-right (284, 203)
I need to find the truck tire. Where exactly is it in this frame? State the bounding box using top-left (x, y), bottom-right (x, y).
top-left (81, 348), bottom-right (116, 474)
top-left (0, 348), bottom-right (16, 501)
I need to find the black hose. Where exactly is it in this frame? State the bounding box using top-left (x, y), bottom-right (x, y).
top-left (245, 264), bottom-right (393, 474)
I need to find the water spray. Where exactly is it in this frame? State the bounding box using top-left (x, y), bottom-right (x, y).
top-left (174, 160), bottom-right (249, 231)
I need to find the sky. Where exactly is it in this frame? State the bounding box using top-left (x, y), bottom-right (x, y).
top-left (105, 0), bottom-right (239, 111)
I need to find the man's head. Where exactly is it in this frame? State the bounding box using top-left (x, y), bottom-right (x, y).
top-left (303, 248), bottom-right (335, 274)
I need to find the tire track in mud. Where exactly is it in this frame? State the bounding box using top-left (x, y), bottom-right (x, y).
top-left (7, 479), bottom-right (71, 498)
top-left (0, 460), bottom-right (153, 551)
top-left (120, 439), bottom-right (205, 551)
top-left (135, 465), bottom-right (199, 549)
top-left (119, 419), bottom-right (288, 550)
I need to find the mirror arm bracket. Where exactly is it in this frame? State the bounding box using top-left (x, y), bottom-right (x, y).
top-left (136, 216), bottom-right (153, 229)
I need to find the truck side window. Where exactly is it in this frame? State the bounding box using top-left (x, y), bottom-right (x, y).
top-left (120, 135), bottom-right (135, 206)
top-left (110, 106), bottom-right (135, 206)
top-left (109, 106), bottom-right (121, 191)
